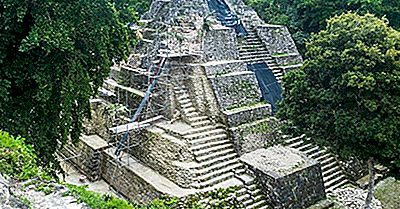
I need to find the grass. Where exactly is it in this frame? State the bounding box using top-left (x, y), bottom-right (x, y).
top-left (375, 177), bottom-right (400, 209)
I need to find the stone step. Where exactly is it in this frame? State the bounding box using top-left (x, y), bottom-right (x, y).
top-left (309, 149), bottom-right (326, 159)
top-left (183, 107), bottom-right (196, 113)
top-left (196, 158), bottom-right (239, 176)
top-left (190, 139), bottom-right (231, 152)
top-left (324, 175), bottom-right (347, 191)
top-left (196, 148), bottom-right (235, 162)
top-left (238, 44), bottom-right (264, 50)
top-left (181, 102), bottom-right (193, 108)
top-left (241, 40), bottom-right (263, 45)
top-left (325, 179), bottom-right (349, 193)
top-left (195, 163), bottom-right (242, 182)
top-left (321, 160), bottom-right (338, 172)
top-left (185, 128), bottom-right (225, 140)
top-left (240, 54), bottom-right (269, 60)
top-left (324, 170), bottom-right (344, 183)
top-left (288, 140), bottom-right (304, 148)
top-left (186, 111), bottom-right (200, 118)
top-left (242, 57), bottom-right (272, 63)
top-left (247, 184), bottom-right (257, 190)
top-left (243, 198), bottom-right (254, 206)
top-left (194, 143), bottom-right (234, 157)
top-left (237, 174), bottom-right (255, 185)
top-left (191, 133), bottom-right (227, 146)
top-left (303, 146), bottom-right (320, 156)
top-left (239, 50), bottom-right (269, 56)
top-left (237, 193), bottom-right (251, 202)
top-left (247, 199), bottom-right (267, 209)
top-left (191, 119), bottom-right (212, 128)
top-left (296, 143), bottom-right (314, 152)
top-left (178, 98), bottom-right (191, 104)
top-left (200, 153), bottom-right (237, 168)
top-left (323, 165), bottom-right (342, 178)
top-left (314, 153), bottom-right (331, 162)
top-left (185, 125), bottom-right (221, 135)
top-left (177, 94), bottom-right (189, 100)
top-left (193, 172), bottom-right (235, 189)
top-left (284, 136), bottom-right (304, 144)
top-left (187, 116), bottom-right (209, 123)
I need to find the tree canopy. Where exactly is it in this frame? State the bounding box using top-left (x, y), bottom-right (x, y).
top-left (277, 13), bottom-right (400, 174)
top-left (0, 0), bottom-right (138, 164)
top-left (244, 0), bottom-right (400, 54)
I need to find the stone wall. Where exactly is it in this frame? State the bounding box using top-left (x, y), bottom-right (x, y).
top-left (129, 127), bottom-right (196, 188)
top-left (203, 60), bottom-right (246, 77)
top-left (230, 118), bottom-right (280, 156)
top-left (223, 103), bottom-right (271, 127)
top-left (101, 149), bottom-right (164, 204)
top-left (58, 135), bottom-right (109, 181)
top-left (273, 53), bottom-right (303, 67)
top-left (209, 72), bottom-right (262, 111)
top-left (256, 25), bottom-right (298, 55)
top-left (203, 27), bottom-right (239, 62)
top-left (189, 66), bottom-right (223, 123)
top-left (241, 146), bottom-right (326, 209)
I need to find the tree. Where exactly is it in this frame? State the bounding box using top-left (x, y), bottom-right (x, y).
top-left (0, 0), bottom-right (137, 165)
top-left (277, 13), bottom-right (400, 208)
top-left (245, 0), bottom-right (400, 55)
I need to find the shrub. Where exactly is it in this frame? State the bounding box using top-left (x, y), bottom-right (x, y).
top-left (0, 131), bottom-right (39, 180)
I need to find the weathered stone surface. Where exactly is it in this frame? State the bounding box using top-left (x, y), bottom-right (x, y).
top-left (58, 135), bottom-right (110, 181)
top-left (241, 146), bottom-right (326, 209)
top-left (190, 66), bottom-right (223, 123)
top-left (328, 188), bottom-right (382, 209)
top-left (223, 103), bottom-right (271, 127)
top-left (101, 148), bottom-right (194, 204)
top-left (129, 127), bottom-right (196, 188)
top-left (209, 72), bottom-right (262, 111)
top-left (203, 27), bottom-right (239, 62)
top-left (230, 118), bottom-right (280, 156)
top-left (272, 53), bottom-right (303, 67)
top-left (203, 60), bottom-right (247, 77)
top-left (256, 25), bottom-right (298, 55)
top-left (1, 174), bottom-right (88, 209)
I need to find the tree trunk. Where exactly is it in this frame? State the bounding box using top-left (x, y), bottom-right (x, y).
top-left (364, 157), bottom-right (375, 209)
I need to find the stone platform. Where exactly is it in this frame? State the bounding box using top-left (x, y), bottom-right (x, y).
top-left (241, 146), bottom-right (325, 209)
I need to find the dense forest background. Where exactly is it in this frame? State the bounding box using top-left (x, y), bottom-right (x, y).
top-left (244, 0), bottom-right (400, 54)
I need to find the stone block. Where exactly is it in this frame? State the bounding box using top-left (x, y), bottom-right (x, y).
top-left (209, 71), bottom-right (262, 111)
top-left (58, 135), bottom-right (109, 181)
top-left (203, 27), bottom-right (239, 62)
top-left (223, 103), bottom-right (271, 127)
top-left (230, 118), bottom-right (280, 156)
top-left (256, 25), bottom-right (299, 56)
top-left (241, 146), bottom-right (326, 209)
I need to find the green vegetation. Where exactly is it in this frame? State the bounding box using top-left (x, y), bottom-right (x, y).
top-left (245, 0), bottom-right (400, 54)
top-left (0, 0), bottom-right (138, 166)
top-left (375, 178), bottom-right (400, 209)
top-left (278, 13), bottom-right (400, 208)
top-left (0, 131), bottom-right (39, 180)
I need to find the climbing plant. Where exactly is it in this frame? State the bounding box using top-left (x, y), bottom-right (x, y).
top-left (0, 0), bottom-right (137, 165)
top-left (277, 13), bottom-right (400, 208)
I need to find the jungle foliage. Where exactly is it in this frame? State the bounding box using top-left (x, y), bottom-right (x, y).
top-left (277, 14), bottom-right (400, 206)
top-left (277, 12), bottom-right (400, 207)
top-left (0, 0), bottom-right (142, 165)
top-left (245, 0), bottom-right (400, 54)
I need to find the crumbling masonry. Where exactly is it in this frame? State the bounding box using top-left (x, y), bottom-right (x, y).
top-left (59, 0), bottom-right (353, 208)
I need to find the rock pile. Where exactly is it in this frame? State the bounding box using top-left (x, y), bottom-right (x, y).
top-left (329, 187), bottom-right (382, 209)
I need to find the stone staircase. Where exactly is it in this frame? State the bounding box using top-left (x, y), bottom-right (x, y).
top-left (284, 135), bottom-right (350, 193)
top-left (173, 86), bottom-right (269, 208)
top-left (237, 29), bottom-right (285, 83)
